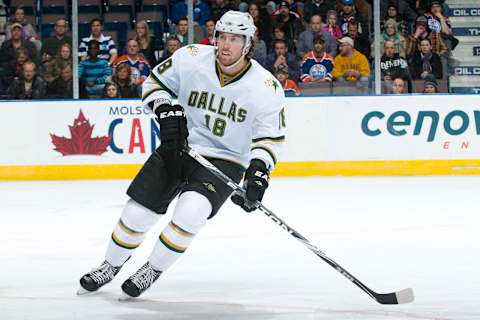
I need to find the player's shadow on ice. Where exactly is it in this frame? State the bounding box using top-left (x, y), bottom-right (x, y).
top-left (109, 299), bottom-right (279, 320)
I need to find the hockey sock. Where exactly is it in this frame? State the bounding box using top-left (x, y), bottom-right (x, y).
top-left (106, 199), bottom-right (160, 267)
top-left (148, 191), bottom-right (212, 271)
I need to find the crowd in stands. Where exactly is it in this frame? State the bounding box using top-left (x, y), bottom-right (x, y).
top-left (0, 0), bottom-right (459, 99)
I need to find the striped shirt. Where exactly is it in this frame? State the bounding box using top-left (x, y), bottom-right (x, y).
top-left (79, 34), bottom-right (117, 60)
top-left (300, 51), bottom-right (334, 82)
top-left (112, 55), bottom-right (151, 84)
top-left (78, 59), bottom-right (112, 84)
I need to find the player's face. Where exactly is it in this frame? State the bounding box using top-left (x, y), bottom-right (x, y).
top-left (392, 79), bottom-right (405, 94)
top-left (216, 32), bottom-right (246, 66)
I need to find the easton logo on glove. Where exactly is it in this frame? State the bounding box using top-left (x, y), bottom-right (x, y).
top-left (158, 110), bottom-right (185, 119)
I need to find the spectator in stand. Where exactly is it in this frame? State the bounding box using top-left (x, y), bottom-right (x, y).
top-left (8, 61), bottom-right (47, 99)
top-left (79, 40), bottom-right (112, 98)
top-left (113, 39), bottom-right (150, 86)
top-left (253, 29), bottom-right (267, 66)
top-left (332, 37), bottom-right (369, 88)
top-left (266, 39), bottom-right (300, 81)
top-left (381, 3), bottom-right (407, 36)
top-left (199, 19), bottom-right (216, 45)
top-left (303, 0), bottom-right (335, 22)
top-left (210, 0), bottom-right (236, 22)
top-left (4, 47), bottom-right (30, 84)
top-left (159, 36), bottom-right (181, 64)
top-left (0, 23), bottom-right (39, 65)
top-left (300, 34), bottom-right (334, 82)
top-left (425, 0), bottom-right (457, 63)
top-left (79, 19), bottom-right (118, 64)
top-left (273, 1), bottom-right (304, 50)
top-left (322, 10), bottom-right (343, 40)
top-left (102, 83), bottom-right (121, 98)
top-left (171, 0), bottom-right (211, 25)
top-left (422, 74), bottom-right (439, 93)
top-left (409, 38), bottom-right (443, 80)
top-left (46, 64), bottom-right (73, 99)
top-left (274, 65), bottom-right (300, 96)
top-left (347, 20), bottom-right (370, 58)
top-left (249, 2), bottom-right (273, 50)
top-left (391, 75), bottom-right (406, 94)
top-left (297, 14), bottom-right (337, 59)
top-left (406, 15), bottom-right (447, 58)
top-left (272, 23), bottom-right (295, 53)
top-left (134, 21), bottom-right (157, 68)
top-left (44, 43), bottom-right (72, 83)
top-left (41, 18), bottom-right (72, 66)
top-left (381, 39), bottom-right (411, 93)
top-left (175, 17), bottom-right (189, 47)
top-left (338, 0), bottom-right (368, 37)
top-left (375, 19), bottom-right (406, 58)
top-left (4, 7), bottom-right (41, 52)
top-left (109, 63), bottom-right (140, 98)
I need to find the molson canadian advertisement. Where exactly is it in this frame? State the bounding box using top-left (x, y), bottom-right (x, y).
top-left (0, 95), bottom-right (479, 179)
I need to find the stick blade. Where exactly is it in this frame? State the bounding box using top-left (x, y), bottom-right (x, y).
top-left (375, 288), bottom-right (414, 305)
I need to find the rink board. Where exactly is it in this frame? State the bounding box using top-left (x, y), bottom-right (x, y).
top-left (0, 95), bottom-right (479, 179)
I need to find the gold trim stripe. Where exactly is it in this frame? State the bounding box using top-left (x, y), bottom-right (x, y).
top-left (118, 219), bottom-right (144, 236)
top-left (2, 160), bottom-right (480, 180)
top-left (159, 233), bottom-right (187, 253)
top-left (169, 222), bottom-right (194, 238)
top-left (111, 232), bottom-right (140, 249)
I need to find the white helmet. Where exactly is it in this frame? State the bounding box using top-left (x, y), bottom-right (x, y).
top-left (214, 10), bottom-right (256, 55)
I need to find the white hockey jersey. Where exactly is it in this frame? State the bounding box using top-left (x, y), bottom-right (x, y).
top-left (142, 44), bottom-right (286, 170)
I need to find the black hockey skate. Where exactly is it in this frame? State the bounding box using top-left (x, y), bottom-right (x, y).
top-left (121, 262), bottom-right (162, 298)
top-left (78, 260), bottom-right (121, 294)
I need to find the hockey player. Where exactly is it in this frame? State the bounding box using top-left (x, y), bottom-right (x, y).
top-left (78, 11), bottom-right (286, 298)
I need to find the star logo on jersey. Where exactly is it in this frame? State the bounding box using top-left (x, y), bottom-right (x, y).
top-left (187, 44), bottom-right (199, 56)
top-left (265, 77), bottom-right (280, 93)
top-left (202, 182), bottom-right (217, 193)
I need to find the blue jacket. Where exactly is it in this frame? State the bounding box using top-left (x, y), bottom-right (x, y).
top-left (171, 1), bottom-right (211, 25)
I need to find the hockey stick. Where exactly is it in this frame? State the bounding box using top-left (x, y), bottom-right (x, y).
top-left (186, 147), bottom-right (414, 305)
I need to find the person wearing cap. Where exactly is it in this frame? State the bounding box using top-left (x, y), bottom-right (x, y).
top-left (297, 14), bottom-right (337, 59)
top-left (409, 38), bottom-right (443, 80)
top-left (338, 0), bottom-right (368, 37)
top-left (406, 15), bottom-right (447, 58)
top-left (332, 36), bottom-right (369, 87)
top-left (381, 3), bottom-right (407, 36)
top-left (424, 1), bottom-right (451, 35)
top-left (4, 7), bottom-right (39, 46)
top-left (422, 74), bottom-right (439, 93)
top-left (274, 65), bottom-right (301, 96)
top-left (300, 34), bottom-right (334, 82)
top-left (273, 0), bottom-right (304, 45)
top-left (303, 0), bottom-right (335, 23)
top-left (0, 22), bottom-right (39, 67)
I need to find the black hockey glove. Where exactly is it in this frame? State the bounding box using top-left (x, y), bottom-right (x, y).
top-left (231, 159), bottom-right (269, 212)
top-left (152, 101), bottom-right (189, 178)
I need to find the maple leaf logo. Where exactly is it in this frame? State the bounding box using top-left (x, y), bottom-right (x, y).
top-left (50, 110), bottom-right (111, 156)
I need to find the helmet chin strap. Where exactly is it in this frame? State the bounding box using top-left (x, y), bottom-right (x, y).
top-left (216, 45), bottom-right (250, 73)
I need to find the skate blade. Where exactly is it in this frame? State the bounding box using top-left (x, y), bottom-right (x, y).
top-left (77, 287), bottom-right (91, 295)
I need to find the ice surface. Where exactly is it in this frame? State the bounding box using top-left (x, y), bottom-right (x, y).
top-left (1, 176), bottom-right (479, 320)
